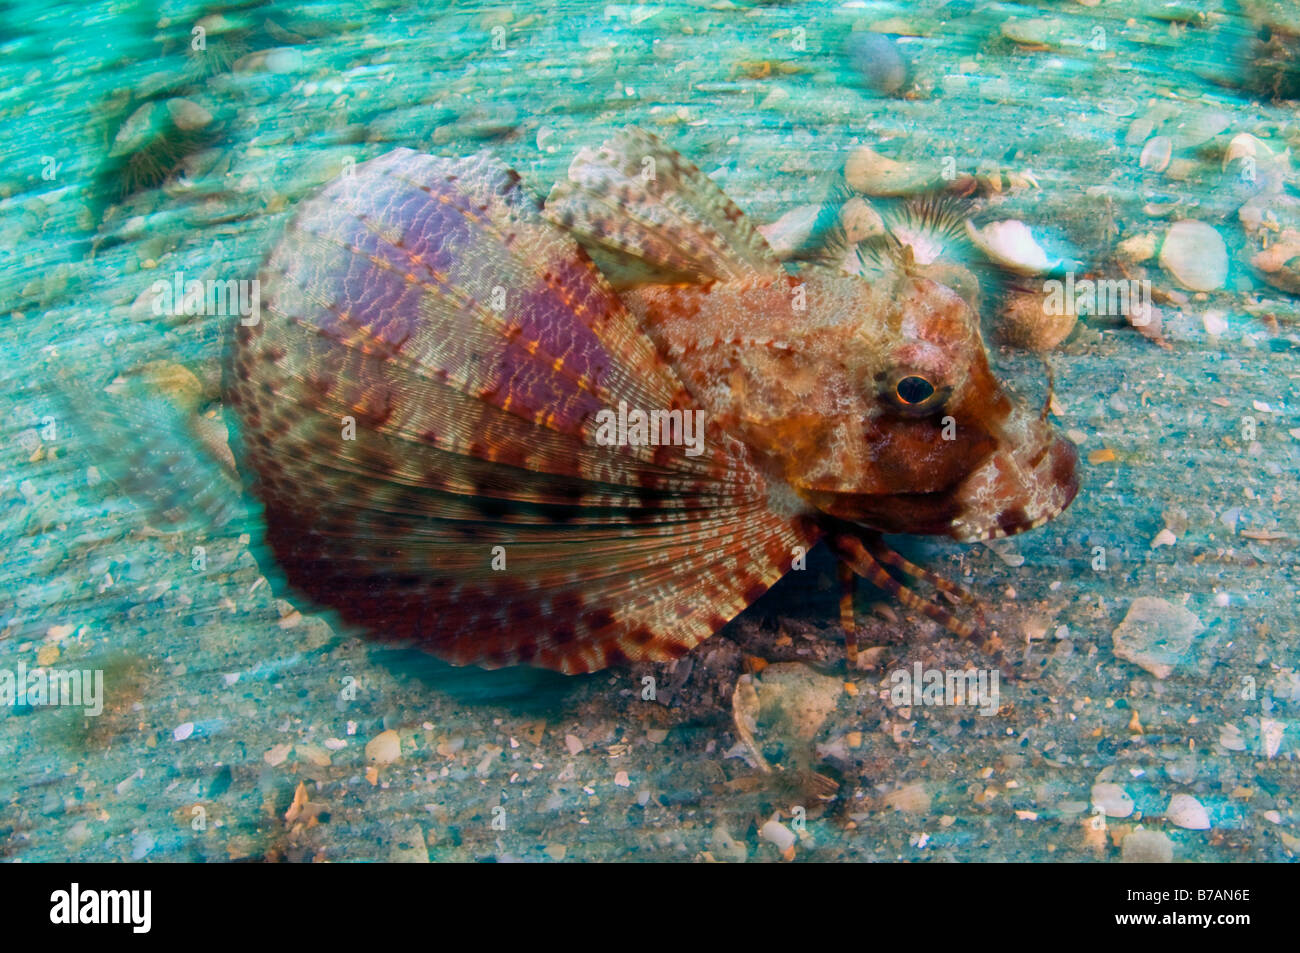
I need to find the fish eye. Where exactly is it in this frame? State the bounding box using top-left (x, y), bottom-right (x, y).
top-left (881, 370), bottom-right (949, 415)
top-left (896, 375), bottom-right (935, 405)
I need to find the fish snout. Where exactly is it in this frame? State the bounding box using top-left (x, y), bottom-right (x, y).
top-left (948, 431), bottom-right (1079, 542)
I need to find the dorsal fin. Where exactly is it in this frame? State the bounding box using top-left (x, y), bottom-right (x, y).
top-left (544, 126), bottom-right (782, 287)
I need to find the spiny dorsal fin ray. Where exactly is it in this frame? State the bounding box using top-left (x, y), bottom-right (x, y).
top-left (544, 126), bottom-right (783, 286)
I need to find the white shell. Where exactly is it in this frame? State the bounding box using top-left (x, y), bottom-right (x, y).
top-left (965, 219), bottom-right (1058, 275)
top-left (1165, 794), bottom-right (1211, 830)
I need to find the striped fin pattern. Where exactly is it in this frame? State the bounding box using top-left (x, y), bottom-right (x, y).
top-left (228, 148), bottom-right (817, 673)
top-left (544, 126), bottom-right (783, 285)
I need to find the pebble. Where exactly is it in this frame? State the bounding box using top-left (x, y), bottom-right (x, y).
top-left (1139, 135), bottom-right (1172, 173)
top-left (710, 823), bottom-right (748, 863)
top-left (966, 219), bottom-right (1058, 275)
top-left (845, 32), bottom-right (909, 96)
top-left (110, 102), bottom-right (166, 157)
top-left (757, 204), bottom-right (824, 258)
top-left (1000, 17), bottom-right (1063, 49)
top-left (1166, 793), bottom-right (1211, 830)
top-left (1166, 110), bottom-right (1231, 150)
top-left (759, 817), bottom-right (797, 860)
top-left (845, 146), bottom-right (933, 197)
top-left (755, 662), bottom-right (843, 742)
top-left (365, 729), bottom-right (401, 764)
top-left (1159, 220), bottom-right (1228, 292)
top-left (1201, 310), bottom-right (1228, 335)
top-left (131, 832), bottom-right (155, 860)
top-left (1091, 781), bottom-right (1135, 818)
top-left (996, 280), bottom-right (1078, 351)
top-left (1260, 718), bottom-right (1284, 759)
top-left (564, 733), bottom-right (584, 755)
top-left (165, 98), bottom-right (213, 132)
top-left (1126, 116), bottom-right (1157, 148)
top-left (1112, 597), bottom-right (1204, 679)
top-left (884, 782), bottom-right (931, 813)
top-left (1248, 241), bottom-right (1300, 294)
top-left (1150, 528), bottom-right (1177, 548)
top-left (1219, 723), bottom-right (1247, 751)
top-left (840, 197), bottom-right (886, 243)
top-left (1122, 829), bottom-right (1174, 862)
top-left (263, 47), bottom-right (304, 74)
top-left (390, 824), bottom-right (430, 863)
top-left (1117, 232), bottom-right (1159, 264)
top-left (173, 722), bottom-right (194, 741)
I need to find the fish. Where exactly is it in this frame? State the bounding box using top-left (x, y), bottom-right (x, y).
top-left (224, 127), bottom-right (1079, 674)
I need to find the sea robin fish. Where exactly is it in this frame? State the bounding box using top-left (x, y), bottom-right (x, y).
top-left (226, 127), bottom-right (1079, 674)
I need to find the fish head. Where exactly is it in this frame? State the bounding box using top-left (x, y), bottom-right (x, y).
top-left (766, 270), bottom-right (1079, 540)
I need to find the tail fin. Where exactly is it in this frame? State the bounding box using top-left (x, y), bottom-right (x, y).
top-left (544, 126), bottom-right (782, 286)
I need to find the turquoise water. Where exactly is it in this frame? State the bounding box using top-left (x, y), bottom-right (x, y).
top-left (1, 0), bottom-right (1298, 862)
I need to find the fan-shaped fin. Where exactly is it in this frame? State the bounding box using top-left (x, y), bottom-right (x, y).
top-left (229, 147), bottom-right (816, 673)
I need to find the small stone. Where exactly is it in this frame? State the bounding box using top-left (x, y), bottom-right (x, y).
top-left (299, 744), bottom-right (331, 767)
top-left (710, 823), bottom-right (748, 863)
top-left (996, 281), bottom-right (1077, 351)
top-left (1111, 597), bottom-right (1204, 679)
top-left (845, 32), bottom-right (909, 96)
top-left (1150, 528), bottom-right (1177, 548)
top-left (1001, 17), bottom-right (1063, 49)
top-left (1260, 718), bottom-right (1284, 759)
top-left (1166, 793), bottom-right (1211, 830)
top-left (840, 197), bottom-right (887, 243)
top-left (1117, 232), bottom-right (1159, 264)
top-left (1201, 310), bottom-right (1228, 336)
top-left (365, 729), bottom-right (401, 764)
top-left (173, 722), bottom-right (195, 741)
top-left (966, 219), bottom-right (1058, 275)
top-left (759, 817), bottom-right (796, 860)
top-left (1219, 723), bottom-right (1247, 751)
top-left (845, 146), bottom-right (934, 197)
top-left (131, 832), bottom-right (155, 860)
top-left (389, 824), bottom-right (430, 863)
top-left (263, 47), bottom-right (304, 74)
top-left (755, 662), bottom-right (843, 742)
top-left (1139, 135), bottom-right (1172, 173)
top-left (1091, 782), bottom-right (1135, 818)
top-left (165, 98), bottom-right (213, 132)
top-left (757, 204), bottom-right (824, 258)
top-left (1166, 110), bottom-right (1231, 150)
top-left (1126, 116), bottom-right (1157, 147)
top-left (884, 782), bottom-right (931, 814)
top-left (1122, 829), bottom-right (1174, 863)
top-left (564, 733), bottom-right (584, 755)
top-left (264, 743), bottom-right (292, 767)
top-left (1159, 220), bottom-right (1228, 292)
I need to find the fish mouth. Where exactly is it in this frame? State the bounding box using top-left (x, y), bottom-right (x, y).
top-left (947, 433), bottom-right (1080, 543)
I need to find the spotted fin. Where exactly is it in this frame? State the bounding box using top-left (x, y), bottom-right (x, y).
top-left (544, 126), bottom-right (783, 286)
